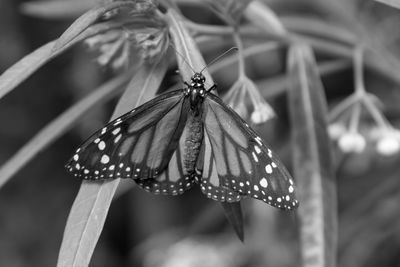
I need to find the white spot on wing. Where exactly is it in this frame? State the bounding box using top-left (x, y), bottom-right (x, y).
top-left (114, 134), bottom-right (122, 143)
top-left (265, 164), bottom-right (273, 174)
top-left (288, 185), bottom-right (294, 193)
top-left (112, 128), bottom-right (121, 135)
top-left (73, 154), bottom-right (79, 161)
top-left (254, 145), bottom-right (261, 154)
top-left (252, 152), bottom-right (258, 162)
top-left (98, 141), bottom-right (106, 150)
top-left (260, 178), bottom-right (268, 188)
top-left (255, 136), bottom-right (262, 146)
top-left (100, 155), bottom-right (110, 164)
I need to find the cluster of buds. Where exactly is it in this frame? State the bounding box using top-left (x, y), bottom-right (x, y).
top-left (223, 76), bottom-right (275, 124)
top-left (328, 95), bottom-right (400, 156)
top-left (84, 1), bottom-right (169, 69)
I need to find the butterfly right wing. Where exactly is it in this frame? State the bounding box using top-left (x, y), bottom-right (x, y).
top-left (66, 89), bottom-right (192, 191)
top-left (196, 130), bottom-right (243, 202)
top-left (200, 93), bottom-right (299, 210)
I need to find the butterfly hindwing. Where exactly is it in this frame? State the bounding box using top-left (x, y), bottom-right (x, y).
top-left (201, 93), bottom-right (299, 210)
top-left (136, 114), bottom-right (201, 195)
top-left (197, 130), bottom-right (242, 202)
top-left (66, 89), bottom-right (191, 183)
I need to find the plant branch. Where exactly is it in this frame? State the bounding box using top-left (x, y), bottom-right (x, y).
top-left (232, 28), bottom-right (246, 79)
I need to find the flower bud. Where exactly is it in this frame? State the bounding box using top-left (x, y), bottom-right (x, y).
top-left (328, 123), bottom-right (346, 140)
top-left (376, 135), bottom-right (400, 156)
top-left (251, 104), bottom-right (275, 124)
top-left (338, 132), bottom-right (366, 153)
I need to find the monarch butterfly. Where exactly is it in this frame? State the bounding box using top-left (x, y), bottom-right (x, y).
top-left (66, 72), bottom-right (299, 210)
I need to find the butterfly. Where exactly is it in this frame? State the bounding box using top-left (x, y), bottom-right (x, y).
top-left (66, 72), bottom-right (299, 210)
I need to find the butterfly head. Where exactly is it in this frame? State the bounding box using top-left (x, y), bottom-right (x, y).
top-left (191, 73), bottom-right (206, 88)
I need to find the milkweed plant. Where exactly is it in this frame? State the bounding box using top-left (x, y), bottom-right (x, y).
top-left (1, 0), bottom-right (400, 267)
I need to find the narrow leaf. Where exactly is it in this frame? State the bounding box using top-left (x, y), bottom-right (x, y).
top-left (0, 20), bottom-right (116, 101)
top-left (204, 0), bottom-right (253, 25)
top-left (287, 44), bottom-right (337, 267)
top-left (375, 0), bottom-right (400, 9)
top-left (20, 0), bottom-right (96, 19)
top-left (220, 202), bottom-right (244, 241)
top-left (166, 9), bottom-right (210, 82)
top-left (0, 72), bottom-right (131, 189)
top-left (53, 1), bottom-right (136, 52)
top-left (244, 1), bottom-right (287, 36)
top-left (57, 59), bottom-right (168, 267)
top-left (0, 41), bottom-right (55, 100)
top-left (167, 8), bottom-right (245, 241)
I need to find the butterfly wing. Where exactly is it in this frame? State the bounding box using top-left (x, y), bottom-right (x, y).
top-left (200, 93), bottom-right (299, 210)
top-left (66, 89), bottom-right (196, 195)
top-left (135, 115), bottom-right (203, 195)
top-left (196, 130), bottom-right (242, 202)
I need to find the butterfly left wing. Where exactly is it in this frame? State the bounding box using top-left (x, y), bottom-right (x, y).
top-left (66, 89), bottom-right (197, 195)
top-left (201, 93), bottom-right (299, 210)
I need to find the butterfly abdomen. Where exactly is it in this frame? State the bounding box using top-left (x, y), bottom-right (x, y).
top-left (183, 114), bottom-right (204, 173)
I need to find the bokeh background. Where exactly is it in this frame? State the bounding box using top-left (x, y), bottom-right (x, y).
top-left (1, 0), bottom-right (400, 266)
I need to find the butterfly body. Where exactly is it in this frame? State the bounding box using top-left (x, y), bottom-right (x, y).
top-left (66, 72), bottom-right (299, 210)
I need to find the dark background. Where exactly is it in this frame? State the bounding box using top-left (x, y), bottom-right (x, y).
top-left (2, 0), bottom-right (400, 267)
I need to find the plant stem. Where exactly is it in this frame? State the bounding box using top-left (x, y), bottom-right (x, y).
top-left (353, 46), bottom-right (366, 95)
top-left (232, 27), bottom-right (246, 79)
top-left (348, 102), bottom-right (361, 133)
top-left (362, 95), bottom-right (392, 130)
top-left (328, 93), bottom-right (358, 122)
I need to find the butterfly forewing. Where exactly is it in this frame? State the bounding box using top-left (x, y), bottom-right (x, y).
top-left (66, 89), bottom-right (189, 183)
top-left (201, 94), bottom-right (299, 210)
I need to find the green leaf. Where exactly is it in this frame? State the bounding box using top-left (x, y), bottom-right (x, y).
top-left (244, 1), bottom-right (287, 36)
top-left (0, 20), bottom-right (118, 101)
top-left (57, 59), bottom-right (168, 267)
top-left (20, 0), bottom-right (96, 19)
top-left (220, 202), bottom-right (244, 242)
top-left (374, 0), bottom-right (400, 10)
top-left (287, 44), bottom-right (337, 267)
top-left (0, 72), bottom-right (131, 189)
top-left (0, 41), bottom-right (55, 100)
top-left (53, 1), bottom-right (136, 52)
top-left (281, 16), bottom-right (357, 45)
top-left (204, 0), bottom-right (253, 25)
top-left (166, 9), bottom-right (210, 82)
top-left (167, 8), bottom-right (245, 241)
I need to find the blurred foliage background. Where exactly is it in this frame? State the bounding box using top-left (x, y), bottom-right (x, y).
top-left (1, 0), bottom-right (400, 266)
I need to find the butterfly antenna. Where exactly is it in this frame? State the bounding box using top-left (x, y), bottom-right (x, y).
top-left (169, 43), bottom-right (197, 74)
top-left (200, 47), bottom-right (238, 73)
